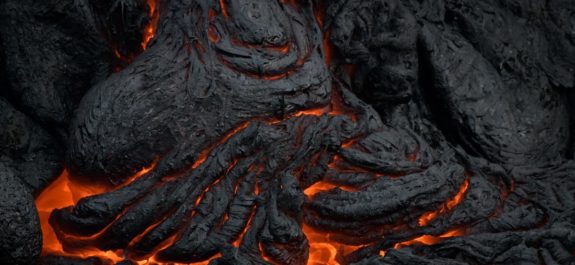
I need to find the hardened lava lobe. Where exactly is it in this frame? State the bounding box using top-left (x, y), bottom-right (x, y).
top-left (66, 0), bottom-right (331, 185)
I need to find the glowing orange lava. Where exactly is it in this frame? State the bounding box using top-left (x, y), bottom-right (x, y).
top-left (36, 170), bottom-right (122, 262)
top-left (304, 181), bottom-right (357, 197)
top-left (391, 228), bottom-right (466, 250)
top-left (219, 0), bottom-right (229, 19)
top-left (142, 0), bottom-right (161, 49)
top-left (35, 121), bottom-right (467, 264)
top-left (35, 168), bottom-right (217, 265)
top-left (34, 2), bottom-right (468, 263)
top-left (418, 178), bottom-right (470, 227)
top-left (303, 225), bottom-right (367, 265)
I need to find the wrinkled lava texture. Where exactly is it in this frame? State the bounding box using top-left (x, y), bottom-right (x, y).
top-left (0, 0), bottom-right (574, 265)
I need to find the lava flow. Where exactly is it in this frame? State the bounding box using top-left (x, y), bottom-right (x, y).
top-left (36, 168), bottom-right (215, 265)
top-left (418, 177), bottom-right (470, 227)
top-left (142, 0), bottom-right (161, 50)
top-left (35, 91), bottom-right (471, 264)
top-left (33, 1), bottom-right (472, 264)
top-left (36, 162), bottom-right (470, 264)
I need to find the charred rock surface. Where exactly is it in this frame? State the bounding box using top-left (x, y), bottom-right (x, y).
top-left (46, 0), bottom-right (575, 264)
top-left (66, 0), bottom-right (330, 184)
top-left (53, 90), bottom-right (378, 264)
top-left (445, 0), bottom-right (574, 90)
top-left (0, 98), bottom-right (63, 194)
top-left (0, 0), bottom-right (149, 129)
top-left (363, 223), bottom-right (575, 265)
top-left (326, 0), bottom-right (419, 114)
top-left (0, 0), bottom-right (572, 264)
top-left (419, 23), bottom-right (570, 167)
top-left (324, 0), bottom-right (572, 167)
top-left (0, 164), bottom-right (42, 265)
top-left (39, 256), bottom-right (112, 265)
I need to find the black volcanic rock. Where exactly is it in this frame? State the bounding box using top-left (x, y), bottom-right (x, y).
top-left (375, 223), bottom-right (575, 265)
top-left (327, 0), bottom-right (419, 111)
top-left (39, 256), bottom-right (113, 265)
top-left (66, 0), bottom-right (331, 184)
top-left (445, 0), bottom-right (574, 89)
top-left (0, 97), bottom-right (63, 194)
top-left (0, 0), bottom-right (149, 130)
top-left (0, 164), bottom-right (42, 265)
top-left (0, 0), bottom-right (574, 264)
top-left (419, 24), bottom-right (570, 166)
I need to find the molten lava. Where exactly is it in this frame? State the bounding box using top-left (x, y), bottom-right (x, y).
top-left (36, 168), bottom-right (217, 265)
top-left (142, 0), bottom-right (161, 49)
top-left (37, 168), bottom-right (468, 264)
top-left (303, 225), bottom-right (366, 265)
top-left (392, 228), bottom-right (467, 250)
top-left (418, 177), bottom-right (470, 227)
top-left (34, 1), bottom-right (470, 264)
top-left (35, 102), bottom-right (469, 265)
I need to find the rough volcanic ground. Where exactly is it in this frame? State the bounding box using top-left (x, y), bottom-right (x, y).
top-left (0, 0), bottom-right (574, 265)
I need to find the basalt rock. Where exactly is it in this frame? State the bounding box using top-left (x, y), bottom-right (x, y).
top-left (445, 0), bottom-right (574, 89)
top-left (1, 0), bottom-right (575, 264)
top-left (0, 97), bottom-right (63, 194)
top-left (39, 256), bottom-right (113, 265)
top-left (326, 0), bottom-right (419, 112)
top-left (47, 0), bottom-right (575, 264)
top-left (0, 0), bottom-right (149, 130)
top-left (361, 223), bottom-right (575, 265)
top-left (419, 24), bottom-right (570, 167)
top-left (66, 0), bottom-right (331, 185)
top-left (0, 164), bottom-right (42, 265)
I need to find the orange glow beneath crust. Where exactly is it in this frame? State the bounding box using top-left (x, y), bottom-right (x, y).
top-left (314, 0), bottom-right (326, 29)
top-left (299, 225), bottom-right (467, 264)
top-left (313, 0), bottom-right (331, 68)
top-left (391, 228), bottom-right (466, 250)
top-left (229, 35), bottom-right (291, 55)
top-left (36, 168), bottom-right (219, 264)
top-left (304, 181), bottom-right (357, 197)
top-left (34, 122), bottom-right (252, 264)
top-left (219, 0), bottom-right (229, 18)
top-left (36, 171), bottom-right (115, 260)
top-left (142, 0), bottom-right (161, 49)
top-left (34, 113), bottom-right (467, 265)
top-left (303, 225), bottom-right (367, 265)
top-left (418, 178), bottom-right (470, 227)
top-left (341, 64), bottom-right (357, 78)
top-left (290, 87), bottom-right (358, 123)
top-left (323, 31), bottom-right (332, 67)
top-left (208, 26), bottom-right (220, 43)
top-left (35, 3), bottom-right (468, 264)
top-left (192, 121), bottom-right (250, 169)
